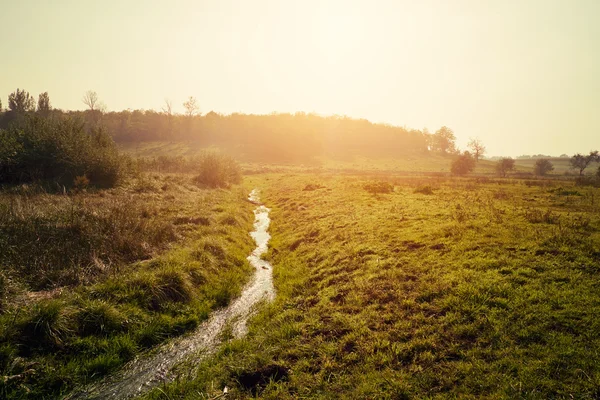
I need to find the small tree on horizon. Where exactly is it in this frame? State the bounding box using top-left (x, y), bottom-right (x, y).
top-left (183, 96), bottom-right (199, 118)
top-left (570, 151), bottom-right (599, 176)
top-left (496, 157), bottom-right (515, 177)
top-left (451, 151), bottom-right (476, 175)
top-left (467, 138), bottom-right (485, 161)
top-left (82, 90), bottom-right (99, 111)
top-left (8, 89), bottom-right (35, 113)
top-left (432, 126), bottom-right (457, 155)
top-left (37, 92), bottom-right (51, 114)
top-left (534, 158), bottom-right (554, 176)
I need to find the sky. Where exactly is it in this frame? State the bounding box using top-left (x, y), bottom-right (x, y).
top-left (1, 0), bottom-right (599, 156)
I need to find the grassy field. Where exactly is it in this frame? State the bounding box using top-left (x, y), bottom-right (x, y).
top-left (120, 141), bottom-right (553, 175)
top-left (0, 174), bottom-right (254, 399)
top-left (146, 173), bottom-right (600, 399)
top-left (514, 158), bottom-right (600, 176)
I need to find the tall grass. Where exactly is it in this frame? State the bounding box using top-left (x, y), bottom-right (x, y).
top-left (0, 189), bottom-right (177, 289)
top-left (0, 174), bottom-right (254, 399)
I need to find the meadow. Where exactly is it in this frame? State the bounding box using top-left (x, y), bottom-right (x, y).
top-left (145, 172), bottom-right (600, 399)
top-left (0, 174), bottom-right (254, 399)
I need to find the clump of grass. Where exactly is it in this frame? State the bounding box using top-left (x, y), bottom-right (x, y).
top-left (524, 207), bottom-right (559, 224)
top-left (76, 300), bottom-right (127, 336)
top-left (17, 300), bottom-right (72, 352)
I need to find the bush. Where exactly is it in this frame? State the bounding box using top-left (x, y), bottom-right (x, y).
top-left (534, 159), bottom-right (554, 176)
top-left (364, 182), bottom-right (394, 194)
top-left (414, 185), bottom-right (434, 195)
top-left (496, 158), bottom-right (515, 177)
top-left (451, 152), bottom-right (476, 175)
top-left (0, 115), bottom-right (126, 187)
top-left (194, 152), bottom-right (242, 188)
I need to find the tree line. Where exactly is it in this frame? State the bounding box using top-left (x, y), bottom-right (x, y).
top-left (0, 89), bottom-right (468, 162)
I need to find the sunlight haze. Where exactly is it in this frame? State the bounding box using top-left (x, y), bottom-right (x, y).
top-left (1, 0), bottom-right (598, 156)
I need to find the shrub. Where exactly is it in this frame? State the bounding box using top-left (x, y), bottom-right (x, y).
top-left (534, 159), bottom-right (554, 176)
top-left (496, 158), bottom-right (515, 177)
top-left (364, 182), bottom-right (393, 194)
top-left (414, 185), bottom-right (434, 195)
top-left (451, 152), bottom-right (476, 175)
top-left (194, 152), bottom-right (242, 188)
top-left (0, 115), bottom-right (126, 187)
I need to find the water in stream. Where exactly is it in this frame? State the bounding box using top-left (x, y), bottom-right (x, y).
top-left (68, 189), bottom-right (274, 399)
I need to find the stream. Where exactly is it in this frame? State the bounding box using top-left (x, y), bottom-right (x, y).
top-left (67, 189), bottom-right (274, 399)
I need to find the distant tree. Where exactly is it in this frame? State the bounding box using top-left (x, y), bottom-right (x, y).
top-left (432, 126), bottom-right (457, 154)
top-left (560, 154), bottom-right (569, 158)
top-left (82, 90), bottom-right (99, 111)
top-left (8, 89), bottom-right (35, 113)
top-left (162, 98), bottom-right (173, 116)
top-left (162, 98), bottom-right (174, 139)
top-left (183, 96), bottom-right (199, 117)
top-left (534, 158), bottom-right (554, 176)
top-left (496, 157), bottom-right (515, 177)
top-left (0, 98), bottom-right (3, 112)
top-left (451, 151), bottom-right (476, 175)
top-left (467, 138), bottom-right (485, 161)
top-left (570, 151), bottom-right (599, 176)
top-left (37, 92), bottom-right (51, 113)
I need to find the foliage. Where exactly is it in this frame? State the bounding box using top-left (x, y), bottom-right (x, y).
top-left (534, 158), bottom-right (554, 176)
top-left (451, 151), bottom-right (476, 175)
top-left (194, 152), bottom-right (242, 188)
top-left (570, 151), bottom-right (599, 176)
top-left (8, 88), bottom-right (35, 113)
top-left (0, 115), bottom-right (126, 187)
top-left (496, 157), bottom-right (515, 177)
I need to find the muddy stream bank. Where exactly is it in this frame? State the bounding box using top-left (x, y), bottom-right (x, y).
top-left (68, 189), bottom-right (274, 399)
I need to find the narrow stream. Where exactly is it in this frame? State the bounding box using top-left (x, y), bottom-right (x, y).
top-left (67, 189), bottom-right (274, 399)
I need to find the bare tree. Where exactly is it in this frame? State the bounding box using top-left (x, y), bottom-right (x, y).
top-left (183, 96), bottom-right (199, 117)
top-left (162, 98), bottom-right (174, 139)
top-left (82, 90), bottom-right (99, 111)
top-left (162, 98), bottom-right (173, 116)
top-left (467, 138), bottom-right (486, 161)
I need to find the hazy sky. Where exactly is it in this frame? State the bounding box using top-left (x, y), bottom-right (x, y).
top-left (1, 0), bottom-right (598, 156)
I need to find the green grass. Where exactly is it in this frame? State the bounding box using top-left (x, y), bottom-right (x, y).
top-left (0, 174), bottom-right (254, 399)
top-left (145, 173), bottom-right (600, 399)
